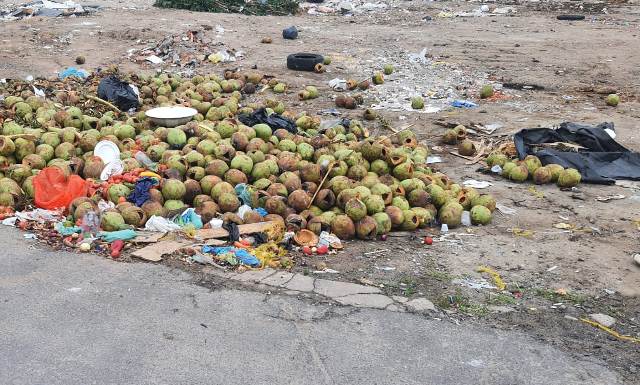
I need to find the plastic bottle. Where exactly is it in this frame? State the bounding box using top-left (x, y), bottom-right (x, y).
top-left (134, 151), bottom-right (158, 171)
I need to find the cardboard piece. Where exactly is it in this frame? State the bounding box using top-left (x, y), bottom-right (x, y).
top-left (132, 240), bottom-right (192, 262)
top-left (195, 221), bottom-right (274, 240)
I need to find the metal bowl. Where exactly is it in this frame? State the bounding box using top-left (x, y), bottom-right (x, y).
top-left (144, 106), bottom-right (197, 127)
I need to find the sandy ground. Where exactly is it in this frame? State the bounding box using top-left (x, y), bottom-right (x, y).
top-left (1, 0), bottom-right (640, 381)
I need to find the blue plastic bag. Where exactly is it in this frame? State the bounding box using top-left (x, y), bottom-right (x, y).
top-left (58, 67), bottom-right (89, 80)
top-left (175, 208), bottom-right (203, 229)
top-left (202, 246), bottom-right (260, 267)
top-left (99, 229), bottom-right (137, 242)
top-left (451, 100), bottom-right (478, 108)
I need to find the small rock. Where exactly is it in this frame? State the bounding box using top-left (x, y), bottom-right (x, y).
top-left (633, 253), bottom-right (640, 266)
top-left (392, 295), bottom-right (409, 303)
top-left (405, 298), bottom-right (436, 313)
top-left (589, 313), bottom-right (616, 327)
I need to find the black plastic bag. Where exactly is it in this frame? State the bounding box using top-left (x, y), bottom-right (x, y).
top-left (97, 75), bottom-right (140, 111)
top-left (238, 108), bottom-right (298, 133)
top-left (222, 221), bottom-right (240, 243)
top-left (514, 122), bottom-right (640, 184)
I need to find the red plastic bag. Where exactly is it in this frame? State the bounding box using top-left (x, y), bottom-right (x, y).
top-left (33, 167), bottom-right (89, 210)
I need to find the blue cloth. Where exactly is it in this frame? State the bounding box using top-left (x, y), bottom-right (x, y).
top-left (255, 207), bottom-right (268, 217)
top-left (55, 222), bottom-right (82, 235)
top-left (127, 177), bottom-right (157, 206)
top-left (202, 246), bottom-right (260, 267)
top-left (99, 229), bottom-right (137, 242)
top-left (175, 208), bottom-right (203, 229)
top-left (451, 100), bottom-right (478, 108)
top-left (58, 67), bottom-right (89, 80)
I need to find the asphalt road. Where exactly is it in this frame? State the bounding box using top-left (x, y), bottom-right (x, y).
top-left (0, 228), bottom-right (622, 385)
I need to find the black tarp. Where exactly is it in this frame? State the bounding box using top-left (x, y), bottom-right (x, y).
top-left (514, 122), bottom-right (640, 184)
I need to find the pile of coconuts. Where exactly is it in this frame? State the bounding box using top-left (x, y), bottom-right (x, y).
top-left (0, 70), bottom-right (498, 239)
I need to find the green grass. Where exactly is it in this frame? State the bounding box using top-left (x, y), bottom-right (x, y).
top-left (425, 269), bottom-right (455, 282)
top-left (488, 293), bottom-right (517, 305)
top-left (437, 290), bottom-right (489, 317)
top-left (535, 289), bottom-right (586, 305)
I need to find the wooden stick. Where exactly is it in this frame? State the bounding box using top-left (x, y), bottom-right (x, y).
top-left (308, 161), bottom-right (336, 208)
top-left (86, 95), bottom-right (121, 113)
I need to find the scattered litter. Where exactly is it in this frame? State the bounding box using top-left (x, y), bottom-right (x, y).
top-left (496, 204), bottom-right (516, 215)
top-left (313, 268), bottom-right (340, 274)
top-left (1, 0), bottom-right (101, 20)
top-left (329, 78), bottom-right (348, 91)
top-left (453, 277), bottom-right (496, 290)
top-left (580, 318), bottom-right (640, 344)
top-left (426, 156), bottom-right (443, 164)
top-left (554, 223), bottom-right (574, 230)
top-left (547, 266), bottom-right (558, 272)
top-left (463, 179), bottom-right (492, 189)
top-left (595, 194), bottom-right (625, 202)
top-left (451, 100), bottom-right (478, 108)
top-left (511, 228), bottom-right (534, 238)
top-left (58, 67), bottom-right (89, 80)
top-left (23, 233), bottom-right (37, 240)
top-left (375, 266), bottom-right (396, 271)
top-left (477, 266), bottom-right (506, 291)
top-left (144, 216), bottom-right (182, 232)
top-left (145, 55), bottom-right (164, 65)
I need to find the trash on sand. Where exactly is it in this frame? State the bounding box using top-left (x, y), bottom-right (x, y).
top-left (511, 228), bottom-right (534, 238)
top-left (580, 318), bottom-right (640, 344)
top-left (595, 194), bottom-right (625, 202)
top-left (426, 156), bottom-right (443, 164)
top-left (477, 265), bottom-right (506, 291)
top-left (633, 254), bottom-right (640, 267)
top-left (23, 233), bottom-right (37, 239)
top-left (547, 265), bottom-right (558, 272)
top-left (463, 179), bottom-right (492, 189)
top-left (145, 55), bottom-right (164, 65)
top-left (329, 78), bottom-right (348, 91)
top-left (208, 50), bottom-right (238, 64)
top-left (451, 100), bottom-right (478, 108)
top-left (33, 168), bottom-right (88, 210)
top-left (100, 229), bottom-right (137, 242)
top-left (202, 246), bottom-right (260, 267)
top-left (453, 277), bottom-right (496, 290)
top-left (58, 67), bottom-right (89, 80)
top-left (496, 204), bottom-right (516, 215)
top-left (1, 0), bottom-right (100, 20)
top-left (553, 223), bottom-right (574, 230)
top-left (514, 122), bottom-right (640, 184)
top-left (132, 239), bottom-right (193, 262)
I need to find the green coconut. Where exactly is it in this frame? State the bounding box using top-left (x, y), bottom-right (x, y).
top-left (509, 164), bottom-right (529, 182)
top-left (331, 215), bottom-right (355, 240)
top-left (345, 198), bottom-right (367, 221)
top-left (400, 209), bottom-right (419, 230)
top-left (218, 192), bottom-right (240, 212)
top-left (486, 152), bottom-right (508, 167)
top-left (211, 181), bottom-right (234, 201)
top-left (363, 194), bottom-right (385, 215)
top-left (546, 164), bottom-right (564, 182)
top-left (470, 194), bottom-right (496, 212)
top-left (557, 168), bottom-right (581, 188)
top-left (162, 179), bottom-right (186, 200)
top-left (438, 201), bottom-right (463, 228)
top-left (470, 205), bottom-right (492, 225)
top-left (392, 195), bottom-right (410, 211)
top-left (372, 212), bottom-right (391, 235)
top-left (355, 216), bottom-right (378, 239)
top-left (167, 127), bottom-right (187, 148)
top-left (501, 162), bottom-right (517, 177)
top-left (606, 94), bottom-right (620, 107)
top-left (0, 192), bottom-right (15, 206)
top-left (533, 166), bottom-right (552, 184)
top-left (107, 184), bottom-right (131, 203)
top-left (480, 85), bottom-right (494, 99)
top-left (164, 200), bottom-right (186, 211)
top-left (524, 155), bottom-right (542, 175)
top-left (100, 211), bottom-right (127, 232)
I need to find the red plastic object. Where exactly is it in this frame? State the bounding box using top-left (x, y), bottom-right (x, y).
top-left (424, 236), bottom-right (433, 245)
top-left (33, 167), bottom-right (89, 211)
top-left (110, 240), bottom-right (124, 258)
top-left (316, 244), bottom-right (329, 255)
top-left (302, 246), bottom-right (312, 255)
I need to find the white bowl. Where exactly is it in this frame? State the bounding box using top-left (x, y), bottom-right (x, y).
top-left (145, 106), bottom-right (197, 127)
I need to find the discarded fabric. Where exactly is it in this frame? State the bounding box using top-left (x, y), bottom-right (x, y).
top-left (100, 229), bottom-right (137, 242)
top-left (514, 122), bottom-right (640, 184)
top-left (127, 177), bottom-right (158, 206)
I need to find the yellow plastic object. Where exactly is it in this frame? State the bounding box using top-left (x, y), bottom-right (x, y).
top-left (477, 265), bottom-right (506, 291)
top-left (580, 318), bottom-right (640, 344)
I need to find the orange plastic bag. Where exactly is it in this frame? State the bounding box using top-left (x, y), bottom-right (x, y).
top-left (33, 167), bottom-right (89, 210)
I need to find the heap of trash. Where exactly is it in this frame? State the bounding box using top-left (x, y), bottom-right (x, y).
top-left (0, 68), bottom-right (498, 268)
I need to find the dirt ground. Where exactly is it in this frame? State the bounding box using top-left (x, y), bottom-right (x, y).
top-left (2, 0), bottom-right (640, 382)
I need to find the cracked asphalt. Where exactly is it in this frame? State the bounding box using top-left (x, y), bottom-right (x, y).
top-left (0, 229), bottom-right (623, 385)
